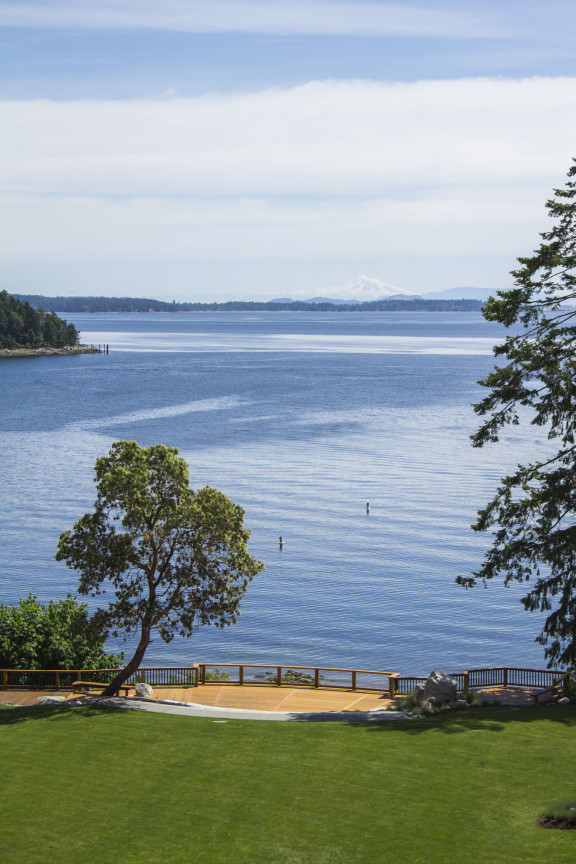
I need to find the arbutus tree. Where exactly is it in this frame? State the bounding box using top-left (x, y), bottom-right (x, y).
top-left (57, 440), bottom-right (264, 697)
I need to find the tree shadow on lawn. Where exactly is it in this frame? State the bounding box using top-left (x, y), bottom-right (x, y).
top-left (344, 703), bottom-right (576, 735)
top-left (0, 703), bottom-right (125, 727)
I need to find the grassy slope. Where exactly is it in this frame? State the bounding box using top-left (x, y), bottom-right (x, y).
top-left (1, 703), bottom-right (575, 864)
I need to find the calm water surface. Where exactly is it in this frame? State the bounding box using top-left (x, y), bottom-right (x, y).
top-left (0, 312), bottom-right (550, 674)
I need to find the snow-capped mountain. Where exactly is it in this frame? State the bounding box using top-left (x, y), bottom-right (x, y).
top-left (271, 275), bottom-right (491, 304)
top-left (275, 274), bottom-right (414, 303)
top-left (314, 274), bottom-right (413, 301)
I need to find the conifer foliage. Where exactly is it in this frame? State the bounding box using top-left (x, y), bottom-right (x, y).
top-left (458, 159), bottom-right (576, 666)
top-left (0, 290), bottom-right (78, 349)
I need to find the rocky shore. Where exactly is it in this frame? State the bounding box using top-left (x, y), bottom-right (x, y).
top-left (0, 344), bottom-right (103, 358)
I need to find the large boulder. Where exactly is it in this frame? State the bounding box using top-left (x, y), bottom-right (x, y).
top-left (134, 682), bottom-right (154, 698)
top-left (414, 684), bottom-right (426, 705)
top-left (423, 670), bottom-right (457, 704)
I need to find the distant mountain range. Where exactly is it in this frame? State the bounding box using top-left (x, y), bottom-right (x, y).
top-left (273, 275), bottom-right (492, 304)
top-left (421, 285), bottom-right (492, 301)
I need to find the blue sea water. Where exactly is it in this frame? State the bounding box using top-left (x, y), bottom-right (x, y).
top-left (0, 311), bottom-right (550, 675)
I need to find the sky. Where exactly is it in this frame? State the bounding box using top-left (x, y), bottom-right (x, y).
top-left (1, 1), bottom-right (576, 301)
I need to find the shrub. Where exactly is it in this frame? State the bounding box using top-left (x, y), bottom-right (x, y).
top-left (538, 797), bottom-right (576, 829)
top-left (204, 668), bottom-right (230, 682)
top-left (461, 689), bottom-right (481, 706)
top-left (265, 669), bottom-right (315, 685)
top-left (169, 671), bottom-right (197, 686)
top-left (396, 691), bottom-right (422, 714)
top-left (0, 594), bottom-right (123, 670)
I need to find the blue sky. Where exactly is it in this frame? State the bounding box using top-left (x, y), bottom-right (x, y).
top-left (1, 1), bottom-right (576, 300)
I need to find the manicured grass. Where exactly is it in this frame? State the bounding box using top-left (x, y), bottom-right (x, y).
top-left (1, 703), bottom-right (576, 863)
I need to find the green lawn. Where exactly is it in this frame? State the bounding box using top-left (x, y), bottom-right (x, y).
top-left (1, 702), bottom-right (575, 864)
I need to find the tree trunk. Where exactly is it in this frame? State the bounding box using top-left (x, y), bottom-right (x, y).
top-left (98, 624), bottom-right (151, 698)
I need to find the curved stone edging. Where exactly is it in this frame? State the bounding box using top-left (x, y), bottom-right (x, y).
top-left (82, 695), bottom-right (413, 722)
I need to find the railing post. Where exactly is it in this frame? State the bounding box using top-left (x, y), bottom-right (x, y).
top-left (352, 671), bottom-right (357, 691)
top-left (239, 665), bottom-right (244, 686)
top-left (140, 670), bottom-right (146, 683)
top-left (2, 669), bottom-right (7, 689)
top-left (276, 666), bottom-right (282, 686)
top-left (55, 671), bottom-right (60, 690)
top-left (201, 664), bottom-right (206, 685)
top-left (503, 668), bottom-right (508, 689)
top-left (388, 673), bottom-right (400, 696)
top-left (314, 668), bottom-right (319, 688)
top-left (463, 672), bottom-right (469, 692)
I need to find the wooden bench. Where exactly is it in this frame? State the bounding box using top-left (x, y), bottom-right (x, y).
top-left (71, 680), bottom-right (132, 698)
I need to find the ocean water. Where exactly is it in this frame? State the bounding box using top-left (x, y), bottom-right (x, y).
top-left (0, 311), bottom-right (550, 675)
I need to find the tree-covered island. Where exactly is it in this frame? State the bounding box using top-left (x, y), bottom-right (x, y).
top-left (0, 289), bottom-right (103, 357)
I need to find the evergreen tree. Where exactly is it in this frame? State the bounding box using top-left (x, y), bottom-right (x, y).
top-left (458, 159), bottom-right (576, 666)
top-left (0, 291), bottom-right (78, 349)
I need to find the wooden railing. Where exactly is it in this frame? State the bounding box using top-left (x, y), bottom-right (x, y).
top-left (0, 664), bottom-right (569, 698)
top-left (465, 667), bottom-right (566, 690)
top-left (196, 663), bottom-right (394, 692)
top-left (0, 666), bottom-right (199, 690)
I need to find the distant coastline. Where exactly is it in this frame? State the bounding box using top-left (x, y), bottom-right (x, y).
top-left (13, 294), bottom-right (484, 314)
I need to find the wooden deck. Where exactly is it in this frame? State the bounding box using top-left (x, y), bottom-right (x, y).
top-left (1, 683), bottom-right (544, 711)
top-left (153, 684), bottom-right (396, 712)
top-left (0, 689), bottom-right (70, 707)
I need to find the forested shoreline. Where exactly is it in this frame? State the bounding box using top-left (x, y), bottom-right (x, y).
top-left (13, 293), bottom-right (484, 314)
top-left (0, 291), bottom-right (79, 349)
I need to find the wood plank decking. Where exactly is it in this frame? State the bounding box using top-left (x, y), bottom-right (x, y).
top-left (0, 689), bottom-right (69, 707)
top-left (1, 683), bottom-right (542, 711)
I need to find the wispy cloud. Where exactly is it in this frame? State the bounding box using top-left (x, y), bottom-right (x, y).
top-left (0, 0), bottom-right (516, 38)
top-left (1, 78), bottom-right (574, 198)
top-left (0, 189), bottom-right (546, 262)
top-left (0, 76), bottom-right (574, 295)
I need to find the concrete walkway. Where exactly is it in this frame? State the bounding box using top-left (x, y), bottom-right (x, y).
top-left (90, 695), bottom-right (409, 722)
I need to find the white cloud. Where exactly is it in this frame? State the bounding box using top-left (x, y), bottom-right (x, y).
top-left (0, 1), bottom-right (513, 38)
top-left (0, 76), bottom-right (574, 283)
top-left (1, 78), bottom-right (575, 199)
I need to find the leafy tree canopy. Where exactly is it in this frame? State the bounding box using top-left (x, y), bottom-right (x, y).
top-left (0, 594), bottom-right (123, 670)
top-left (56, 440), bottom-right (264, 695)
top-left (458, 159), bottom-right (576, 667)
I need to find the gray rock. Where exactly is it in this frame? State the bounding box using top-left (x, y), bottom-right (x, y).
top-left (134, 682), bottom-right (154, 698)
top-left (421, 698), bottom-right (437, 715)
top-left (36, 696), bottom-right (66, 705)
top-left (423, 670), bottom-right (458, 704)
top-left (557, 697), bottom-right (571, 704)
top-left (414, 684), bottom-right (425, 705)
